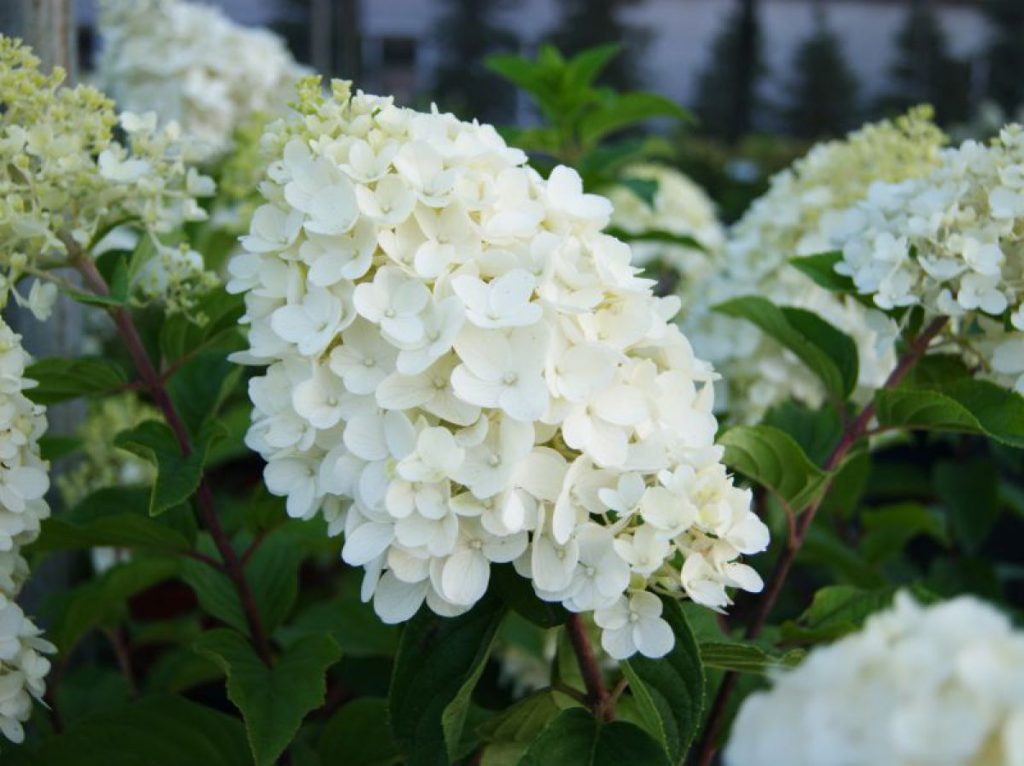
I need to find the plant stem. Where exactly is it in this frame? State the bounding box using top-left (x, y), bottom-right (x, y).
top-left (693, 316), bottom-right (947, 766)
top-left (565, 613), bottom-right (612, 721)
top-left (74, 255), bottom-right (274, 666)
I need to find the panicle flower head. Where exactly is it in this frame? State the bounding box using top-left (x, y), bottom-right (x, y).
top-left (0, 319), bottom-right (53, 745)
top-left (230, 79), bottom-right (769, 659)
top-left (97, 0), bottom-right (308, 158)
top-left (685, 108), bottom-right (946, 421)
top-left (0, 36), bottom-right (216, 313)
top-left (832, 125), bottom-right (1024, 393)
top-left (725, 593), bottom-right (1024, 766)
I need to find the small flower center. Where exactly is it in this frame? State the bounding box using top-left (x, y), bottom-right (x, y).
top-left (362, 356), bottom-right (375, 367)
top-left (469, 539), bottom-right (483, 551)
top-left (628, 611), bottom-right (640, 623)
top-left (487, 454), bottom-right (501, 467)
top-left (384, 308), bottom-right (396, 318)
top-left (502, 371), bottom-right (518, 385)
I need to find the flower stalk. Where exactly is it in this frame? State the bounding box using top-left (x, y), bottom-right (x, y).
top-left (694, 315), bottom-right (948, 766)
top-left (73, 253), bottom-right (274, 666)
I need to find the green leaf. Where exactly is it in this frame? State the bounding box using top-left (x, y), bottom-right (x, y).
top-left (116, 420), bottom-right (223, 515)
top-left (168, 351), bottom-right (243, 438)
top-left (933, 458), bottom-right (1000, 553)
top-left (319, 698), bottom-right (400, 766)
top-left (860, 502), bottom-right (948, 563)
top-left (714, 295), bottom-right (858, 399)
top-left (54, 666), bottom-right (132, 725)
top-left (389, 598), bottom-right (505, 766)
top-left (25, 357), bottom-right (128, 405)
top-left (789, 251), bottom-right (857, 292)
top-left (518, 708), bottom-right (671, 766)
top-left (194, 629), bottom-right (341, 766)
top-left (492, 563), bottom-right (568, 628)
top-left (779, 585), bottom-right (902, 645)
top-left (875, 380), bottom-right (1024, 447)
top-left (761, 401), bottom-right (842, 466)
top-left (477, 691), bottom-right (575, 766)
top-left (579, 92), bottom-right (692, 147)
top-left (159, 288), bottom-right (244, 363)
top-left (31, 695), bottom-right (251, 766)
top-left (181, 554), bottom-right (248, 633)
top-left (565, 44), bottom-right (622, 89)
top-left (699, 641), bottom-right (805, 674)
top-left (31, 486), bottom-right (196, 555)
top-left (245, 522), bottom-right (311, 632)
top-left (279, 592), bottom-right (399, 657)
top-left (49, 556), bottom-right (181, 652)
top-left (621, 599), bottom-right (704, 762)
top-left (719, 424), bottom-right (828, 510)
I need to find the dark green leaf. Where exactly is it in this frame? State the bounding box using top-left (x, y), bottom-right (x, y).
top-left (492, 563), bottom-right (568, 628)
top-left (167, 351), bottom-right (243, 438)
top-left (517, 708), bottom-right (671, 766)
top-left (779, 585), bottom-right (901, 644)
top-left (116, 420), bottom-right (224, 515)
top-left (31, 695), bottom-right (250, 766)
top-left (49, 556), bottom-right (181, 652)
top-left (278, 592), bottom-right (400, 657)
top-left (933, 458), bottom-right (1000, 553)
top-left (319, 698), bottom-right (400, 766)
top-left (719, 424), bottom-right (828, 510)
top-left (699, 641), bottom-right (804, 674)
top-left (32, 487), bottom-right (195, 555)
top-left (25, 357), bottom-right (128, 405)
top-left (621, 599), bottom-right (704, 762)
top-left (714, 295), bottom-right (858, 399)
top-left (389, 598), bottom-right (505, 766)
top-left (476, 691), bottom-right (575, 766)
top-left (195, 629), bottom-right (341, 766)
top-left (181, 553), bottom-right (248, 633)
top-left (860, 502), bottom-right (948, 563)
top-left (605, 227), bottom-right (706, 253)
top-left (579, 92), bottom-right (692, 147)
top-left (789, 251), bottom-right (857, 292)
top-left (761, 401), bottom-right (842, 467)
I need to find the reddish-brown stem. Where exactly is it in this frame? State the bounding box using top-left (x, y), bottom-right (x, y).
top-left (105, 627), bottom-right (137, 695)
top-left (565, 613), bottom-right (613, 721)
top-left (694, 316), bottom-right (947, 766)
top-left (75, 255), bottom-right (274, 666)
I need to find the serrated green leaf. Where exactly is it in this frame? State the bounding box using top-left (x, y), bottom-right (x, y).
top-left (698, 641), bottom-right (805, 674)
top-left (31, 695), bottom-right (250, 766)
top-left (761, 401), bottom-right (842, 467)
top-left (875, 380), bottom-right (1024, 447)
top-left (115, 420), bottom-right (224, 515)
top-left (779, 585), bottom-right (901, 645)
top-left (621, 599), bottom-right (704, 762)
top-left (789, 251), bottom-right (857, 292)
top-left (719, 424), bottom-right (828, 510)
top-left (860, 502), bottom-right (948, 563)
top-left (49, 556), bottom-right (181, 652)
top-left (933, 459), bottom-right (1000, 553)
top-left (579, 92), bottom-right (692, 147)
top-left (389, 597), bottom-right (505, 766)
top-left (168, 351), bottom-right (244, 438)
top-left (714, 295), bottom-right (858, 400)
top-left (194, 629), bottom-right (341, 766)
top-left (517, 708), bottom-right (671, 766)
top-left (492, 563), bottom-right (568, 628)
top-left (31, 486), bottom-right (194, 555)
top-left (319, 698), bottom-right (400, 766)
top-left (25, 357), bottom-right (128, 405)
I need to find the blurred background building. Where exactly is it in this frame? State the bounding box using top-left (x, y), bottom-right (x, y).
top-left (72, 0), bottom-right (1012, 140)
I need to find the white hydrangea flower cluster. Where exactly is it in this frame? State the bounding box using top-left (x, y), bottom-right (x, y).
top-left (606, 163), bottom-right (724, 290)
top-left (98, 0), bottom-right (308, 158)
top-left (0, 320), bottom-right (54, 745)
top-left (0, 37), bottom-right (216, 314)
top-left (833, 125), bottom-right (1024, 393)
top-left (230, 80), bottom-right (768, 659)
top-left (684, 109), bottom-right (946, 421)
top-left (725, 593), bottom-right (1024, 766)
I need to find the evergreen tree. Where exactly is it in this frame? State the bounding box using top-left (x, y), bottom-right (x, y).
top-left (983, 0), bottom-right (1024, 112)
top-left (880, 0), bottom-right (970, 126)
top-left (550, 0), bottom-right (645, 90)
top-left (781, 10), bottom-right (860, 139)
top-left (431, 0), bottom-right (517, 122)
top-left (693, 0), bottom-right (765, 142)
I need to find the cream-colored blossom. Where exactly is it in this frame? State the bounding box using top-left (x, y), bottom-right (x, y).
top-left (0, 37), bottom-right (216, 313)
top-left (685, 108), bottom-right (946, 421)
top-left (231, 79), bottom-right (769, 658)
top-left (97, 0), bottom-right (307, 158)
top-left (833, 125), bottom-right (1024, 393)
top-left (726, 593), bottom-right (1024, 766)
